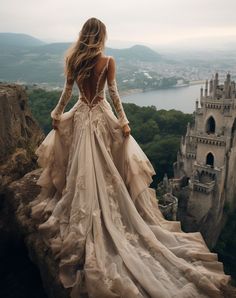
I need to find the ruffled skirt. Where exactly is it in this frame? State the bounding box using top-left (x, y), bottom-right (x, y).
top-left (30, 98), bottom-right (231, 298)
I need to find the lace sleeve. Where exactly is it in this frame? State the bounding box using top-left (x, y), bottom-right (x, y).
top-left (107, 79), bottom-right (129, 128)
top-left (50, 77), bottom-right (74, 120)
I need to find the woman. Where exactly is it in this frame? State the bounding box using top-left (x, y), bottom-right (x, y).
top-left (30, 17), bottom-right (233, 298)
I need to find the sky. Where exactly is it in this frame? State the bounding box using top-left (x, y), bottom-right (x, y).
top-left (1, 0), bottom-right (236, 49)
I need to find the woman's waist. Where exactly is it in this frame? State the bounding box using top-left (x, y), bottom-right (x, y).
top-left (77, 95), bottom-right (111, 109)
top-left (79, 95), bottom-right (105, 106)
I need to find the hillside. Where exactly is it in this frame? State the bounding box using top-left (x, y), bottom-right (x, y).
top-left (105, 44), bottom-right (162, 62)
top-left (0, 33), bottom-right (170, 87)
top-left (0, 32), bottom-right (46, 48)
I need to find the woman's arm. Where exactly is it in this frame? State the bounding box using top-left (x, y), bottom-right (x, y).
top-left (107, 56), bottom-right (130, 131)
top-left (51, 76), bottom-right (74, 121)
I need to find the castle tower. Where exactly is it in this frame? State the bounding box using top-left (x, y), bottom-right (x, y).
top-left (173, 72), bottom-right (236, 248)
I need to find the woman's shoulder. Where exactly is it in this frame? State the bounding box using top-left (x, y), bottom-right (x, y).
top-left (105, 55), bottom-right (115, 69)
top-left (106, 55), bottom-right (115, 61)
top-left (101, 55), bottom-right (115, 62)
top-left (97, 55), bottom-right (114, 67)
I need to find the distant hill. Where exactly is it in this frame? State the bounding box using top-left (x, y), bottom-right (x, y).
top-left (32, 43), bottom-right (162, 61)
top-left (0, 32), bottom-right (46, 48)
top-left (105, 44), bottom-right (162, 62)
top-left (32, 42), bottom-right (72, 55)
top-left (0, 33), bottom-right (164, 84)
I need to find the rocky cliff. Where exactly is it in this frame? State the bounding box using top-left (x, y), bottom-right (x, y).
top-left (0, 84), bottom-right (71, 297)
top-left (3, 169), bottom-right (71, 298)
top-left (0, 83), bottom-right (44, 191)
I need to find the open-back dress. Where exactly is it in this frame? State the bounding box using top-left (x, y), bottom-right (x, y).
top-left (30, 55), bottom-right (232, 298)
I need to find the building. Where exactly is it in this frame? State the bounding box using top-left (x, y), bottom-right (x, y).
top-left (172, 72), bottom-right (236, 248)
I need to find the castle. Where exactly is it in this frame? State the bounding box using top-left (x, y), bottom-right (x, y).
top-left (172, 72), bottom-right (236, 248)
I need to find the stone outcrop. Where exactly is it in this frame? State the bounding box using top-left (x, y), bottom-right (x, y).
top-left (0, 83), bottom-right (51, 297)
top-left (0, 83), bottom-right (84, 297)
top-left (0, 83), bottom-right (44, 191)
top-left (3, 169), bottom-right (71, 298)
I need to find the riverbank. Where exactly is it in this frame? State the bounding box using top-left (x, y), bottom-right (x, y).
top-left (189, 80), bottom-right (205, 85)
top-left (119, 80), bottom-right (204, 98)
top-left (122, 82), bottom-right (203, 113)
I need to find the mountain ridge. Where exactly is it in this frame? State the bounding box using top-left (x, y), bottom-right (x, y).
top-left (0, 32), bottom-right (164, 84)
top-left (0, 32), bottom-right (162, 60)
top-left (0, 32), bottom-right (46, 47)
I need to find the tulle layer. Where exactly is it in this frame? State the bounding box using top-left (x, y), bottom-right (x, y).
top-left (30, 98), bottom-right (231, 298)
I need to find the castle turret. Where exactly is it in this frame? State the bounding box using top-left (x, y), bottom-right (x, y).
top-left (209, 78), bottom-right (213, 97)
top-left (231, 81), bottom-right (236, 99)
top-left (163, 173), bottom-right (169, 192)
top-left (227, 72), bottom-right (231, 98)
top-left (224, 73), bottom-right (231, 99)
top-left (195, 99), bottom-right (199, 112)
top-left (186, 122), bottom-right (190, 136)
top-left (213, 72), bottom-right (219, 98)
top-left (200, 86), bottom-right (203, 106)
top-left (205, 80), bottom-right (208, 97)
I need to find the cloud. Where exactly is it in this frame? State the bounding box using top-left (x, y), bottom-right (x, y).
top-left (0, 0), bottom-right (235, 46)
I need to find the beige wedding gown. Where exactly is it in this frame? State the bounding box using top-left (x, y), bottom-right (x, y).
top-left (30, 56), bottom-right (231, 298)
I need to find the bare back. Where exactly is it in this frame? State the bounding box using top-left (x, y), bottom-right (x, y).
top-left (76, 55), bottom-right (111, 106)
top-left (50, 54), bottom-right (129, 128)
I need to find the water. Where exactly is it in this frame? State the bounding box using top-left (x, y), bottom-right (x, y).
top-left (122, 83), bottom-right (203, 113)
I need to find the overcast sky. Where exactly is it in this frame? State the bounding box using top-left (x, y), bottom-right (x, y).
top-left (1, 0), bottom-right (236, 49)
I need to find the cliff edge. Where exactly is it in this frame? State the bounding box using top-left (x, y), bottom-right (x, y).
top-left (0, 84), bottom-right (71, 297)
top-left (0, 83), bottom-right (44, 191)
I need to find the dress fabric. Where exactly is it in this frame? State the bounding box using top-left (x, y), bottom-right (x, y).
top-left (30, 56), bottom-right (231, 298)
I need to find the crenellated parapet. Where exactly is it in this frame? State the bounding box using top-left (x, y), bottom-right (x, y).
top-left (192, 163), bottom-right (222, 177)
top-left (187, 132), bottom-right (226, 147)
top-left (201, 72), bottom-right (236, 102)
top-left (190, 180), bottom-right (215, 194)
top-left (195, 136), bottom-right (225, 146)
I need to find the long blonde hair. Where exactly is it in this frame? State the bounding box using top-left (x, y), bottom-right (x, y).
top-left (64, 17), bottom-right (107, 85)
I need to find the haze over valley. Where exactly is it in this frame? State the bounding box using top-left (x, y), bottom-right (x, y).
top-left (1, 32), bottom-right (235, 95)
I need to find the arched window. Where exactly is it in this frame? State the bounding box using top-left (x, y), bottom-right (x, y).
top-left (206, 116), bottom-right (216, 134)
top-left (206, 152), bottom-right (214, 167)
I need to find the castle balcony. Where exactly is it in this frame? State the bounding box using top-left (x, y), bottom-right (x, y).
top-left (203, 98), bottom-right (236, 116)
top-left (190, 180), bottom-right (215, 194)
top-left (205, 100), bottom-right (223, 110)
top-left (190, 133), bottom-right (226, 147)
top-left (193, 163), bottom-right (222, 177)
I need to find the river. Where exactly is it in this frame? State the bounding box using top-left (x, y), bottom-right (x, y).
top-left (122, 83), bottom-right (203, 113)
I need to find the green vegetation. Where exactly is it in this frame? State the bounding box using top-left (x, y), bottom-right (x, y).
top-left (27, 88), bottom-right (193, 184)
top-left (124, 103), bottom-right (193, 184)
top-left (27, 87), bottom-right (78, 133)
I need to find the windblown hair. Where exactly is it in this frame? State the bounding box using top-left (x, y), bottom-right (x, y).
top-left (64, 17), bottom-right (107, 85)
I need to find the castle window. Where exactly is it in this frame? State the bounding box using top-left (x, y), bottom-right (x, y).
top-left (206, 116), bottom-right (216, 134)
top-left (206, 152), bottom-right (214, 167)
